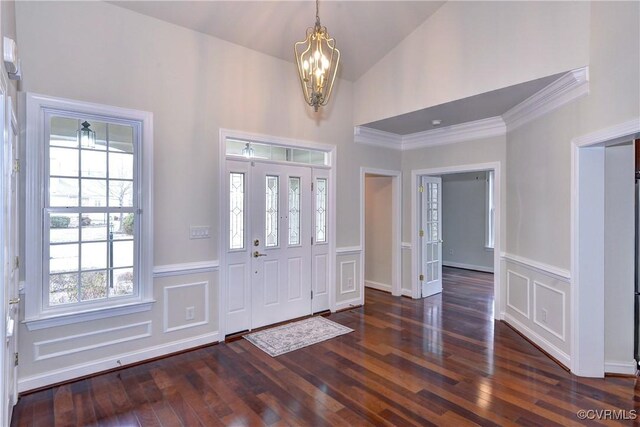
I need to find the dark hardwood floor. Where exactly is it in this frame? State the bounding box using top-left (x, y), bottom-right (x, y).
top-left (12, 267), bottom-right (640, 426)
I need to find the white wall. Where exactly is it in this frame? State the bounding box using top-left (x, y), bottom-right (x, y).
top-left (504, 1), bottom-right (639, 372)
top-left (364, 175), bottom-right (393, 290)
top-left (604, 142), bottom-right (635, 369)
top-left (353, 1), bottom-right (590, 126)
top-left (14, 0), bottom-right (399, 389)
top-left (441, 172), bottom-right (493, 272)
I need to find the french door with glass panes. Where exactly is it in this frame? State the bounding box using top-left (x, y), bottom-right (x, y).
top-left (225, 160), bottom-right (328, 334)
top-left (420, 176), bottom-right (443, 297)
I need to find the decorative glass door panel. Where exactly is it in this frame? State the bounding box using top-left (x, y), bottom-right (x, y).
top-left (421, 176), bottom-right (443, 297)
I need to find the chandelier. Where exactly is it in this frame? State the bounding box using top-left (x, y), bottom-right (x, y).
top-left (294, 0), bottom-right (340, 112)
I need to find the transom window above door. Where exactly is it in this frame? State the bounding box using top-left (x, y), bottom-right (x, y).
top-left (226, 139), bottom-right (330, 166)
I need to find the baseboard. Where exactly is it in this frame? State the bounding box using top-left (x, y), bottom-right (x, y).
top-left (605, 360), bottom-right (638, 376)
top-left (18, 331), bottom-right (220, 393)
top-left (401, 288), bottom-right (413, 298)
top-left (334, 297), bottom-right (363, 312)
top-left (503, 313), bottom-right (570, 369)
top-left (443, 261), bottom-right (494, 273)
top-left (365, 280), bottom-right (391, 293)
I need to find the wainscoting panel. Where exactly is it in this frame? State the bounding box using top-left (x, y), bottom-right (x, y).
top-left (335, 248), bottom-right (363, 309)
top-left (507, 270), bottom-right (530, 318)
top-left (502, 253), bottom-right (571, 367)
top-left (164, 281), bottom-right (209, 333)
top-left (34, 321), bottom-right (152, 361)
top-left (533, 280), bottom-right (566, 340)
top-left (340, 261), bottom-right (357, 294)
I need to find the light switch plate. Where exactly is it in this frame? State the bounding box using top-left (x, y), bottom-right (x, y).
top-left (190, 226), bottom-right (210, 239)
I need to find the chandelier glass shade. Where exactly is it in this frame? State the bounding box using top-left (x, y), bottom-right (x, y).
top-left (294, 0), bottom-right (340, 112)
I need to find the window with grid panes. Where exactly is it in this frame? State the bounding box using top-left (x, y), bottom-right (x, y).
top-left (46, 115), bottom-right (139, 307)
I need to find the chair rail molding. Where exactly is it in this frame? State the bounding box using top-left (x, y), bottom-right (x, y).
top-left (502, 252), bottom-right (571, 282)
top-left (153, 260), bottom-right (220, 278)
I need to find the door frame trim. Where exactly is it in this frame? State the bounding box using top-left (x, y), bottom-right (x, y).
top-left (360, 168), bottom-right (402, 298)
top-left (570, 119), bottom-right (640, 377)
top-left (410, 162), bottom-right (502, 320)
top-left (218, 129), bottom-right (337, 337)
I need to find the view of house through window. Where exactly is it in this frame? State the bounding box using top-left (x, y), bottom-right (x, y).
top-left (47, 115), bottom-right (138, 306)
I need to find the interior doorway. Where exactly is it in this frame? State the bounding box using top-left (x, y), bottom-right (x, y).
top-left (571, 122), bottom-right (640, 377)
top-left (361, 168), bottom-right (401, 298)
top-left (411, 162), bottom-right (502, 316)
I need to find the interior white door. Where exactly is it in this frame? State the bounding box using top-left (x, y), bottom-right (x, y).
top-left (2, 96), bottom-right (18, 425)
top-left (420, 176), bottom-right (443, 297)
top-left (250, 162), bottom-right (312, 329)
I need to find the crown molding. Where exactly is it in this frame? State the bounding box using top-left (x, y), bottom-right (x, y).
top-left (401, 116), bottom-right (506, 150)
top-left (355, 116), bottom-right (505, 151)
top-left (354, 66), bottom-right (589, 150)
top-left (503, 66), bottom-right (589, 132)
top-left (354, 126), bottom-right (402, 149)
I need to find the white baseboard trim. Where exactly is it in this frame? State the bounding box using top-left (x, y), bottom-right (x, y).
top-left (401, 288), bottom-right (413, 298)
top-left (443, 261), bottom-right (494, 273)
top-left (365, 280), bottom-right (391, 293)
top-left (153, 260), bottom-right (219, 278)
top-left (502, 252), bottom-right (570, 282)
top-left (333, 297), bottom-right (363, 312)
top-left (18, 331), bottom-right (220, 393)
top-left (605, 360), bottom-right (638, 376)
top-left (503, 313), bottom-right (570, 369)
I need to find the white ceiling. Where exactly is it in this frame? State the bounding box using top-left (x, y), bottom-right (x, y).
top-left (363, 72), bottom-right (565, 134)
top-left (108, 1), bottom-right (445, 81)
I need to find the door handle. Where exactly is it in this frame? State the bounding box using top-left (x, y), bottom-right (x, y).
top-left (253, 251), bottom-right (267, 258)
top-left (9, 297), bottom-right (20, 305)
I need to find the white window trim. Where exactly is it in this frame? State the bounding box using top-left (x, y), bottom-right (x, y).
top-left (23, 93), bottom-right (154, 331)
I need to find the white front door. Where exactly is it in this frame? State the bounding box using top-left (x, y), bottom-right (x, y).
top-left (250, 162), bottom-right (312, 329)
top-left (225, 160), bottom-right (317, 334)
top-left (420, 176), bottom-right (443, 297)
top-left (2, 96), bottom-right (19, 426)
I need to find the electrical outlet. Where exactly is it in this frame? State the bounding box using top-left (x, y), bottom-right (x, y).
top-left (185, 306), bottom-right (195, 321)
top-left (448, 249), bottom-right (454, 255)
top-left (190, 226), bottom-right (210, 240)
top-left (541, 309), bottom-right (547, 323)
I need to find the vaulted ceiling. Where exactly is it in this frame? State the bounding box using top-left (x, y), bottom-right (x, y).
top-left (108, 1), bottom-right (445, 81)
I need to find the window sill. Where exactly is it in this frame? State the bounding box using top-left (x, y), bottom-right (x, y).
top-left (23, 299), bottom-right (156, 331)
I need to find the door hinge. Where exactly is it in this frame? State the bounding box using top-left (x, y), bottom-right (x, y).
top-left (14, 256), bottom-right (19, 270)
top-left (419, 274), bottom-right (424, 281)
top-left (311, 236), bottom-right (314, 245)
top-left (14, 353), bottom-right (18, 366)
top-left (311, 182), bottom-right (314, 191)
top-left (311, 290), bottom-right (314, 299)
top-left (419, 230), bottom-right (424, 237)
top-left (13, 159), bottom-right (20, 174)
top-left (418, 185), bottom-right (424, 193)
